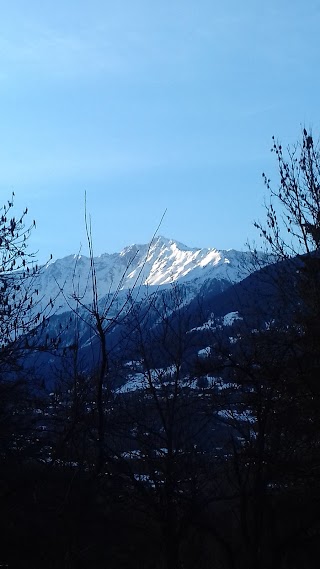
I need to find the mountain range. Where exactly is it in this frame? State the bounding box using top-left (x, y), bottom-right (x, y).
top-left (37, 236), bottom-right (267, 315)
top-left (25, 236), bottom-right (274, 389)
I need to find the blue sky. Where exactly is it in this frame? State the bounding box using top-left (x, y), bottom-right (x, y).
top-left (0, 0), bottom-right (320, 262)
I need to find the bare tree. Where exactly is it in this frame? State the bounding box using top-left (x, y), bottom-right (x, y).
top-left (56, 199), bottom-right (166, 473)
top-left (256, 128), bottom-right (320, 259)
top-left (0, 194), bottom-right (57, 459)
top-left (103, 283), bottom-right (233, 569)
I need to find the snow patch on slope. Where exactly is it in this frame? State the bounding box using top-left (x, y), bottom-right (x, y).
top-left (223, 312), bottom-right (242, 326)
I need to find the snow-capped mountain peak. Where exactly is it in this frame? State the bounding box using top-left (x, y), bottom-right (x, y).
top-left (36, 237), bottom-right (262, 314)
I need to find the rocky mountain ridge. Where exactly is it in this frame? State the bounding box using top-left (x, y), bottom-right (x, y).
top-left (37, 236), bottom-right (266, 315)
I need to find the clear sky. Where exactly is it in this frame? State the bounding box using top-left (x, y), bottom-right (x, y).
top-left (0, 0), bottom-right (319, 263)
